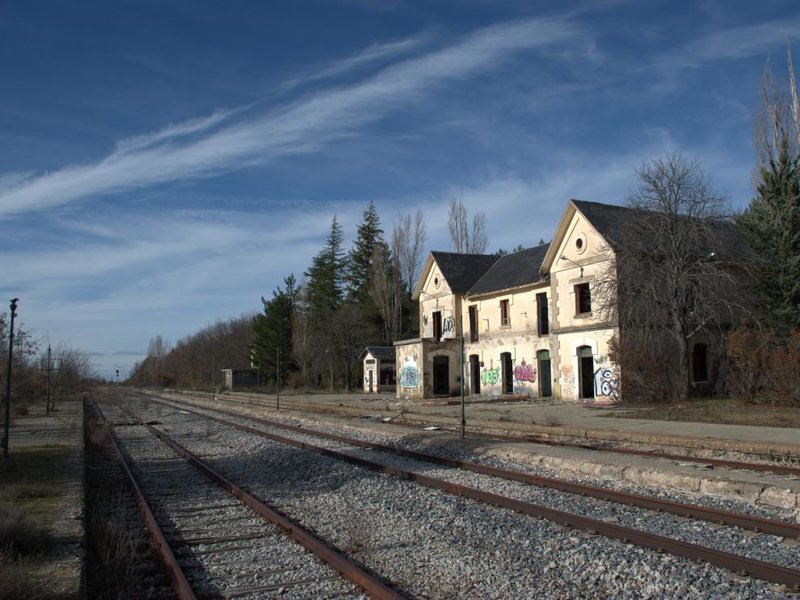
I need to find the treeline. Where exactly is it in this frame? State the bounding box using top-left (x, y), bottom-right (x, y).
top-left (0, 311), bottom-right (95, 412)
top-left (129, 201), bottom-right (436, 391)
top-left (251, 202), bottom-right (428, 390)
top-left (128, 317), bottom-right (255, 389)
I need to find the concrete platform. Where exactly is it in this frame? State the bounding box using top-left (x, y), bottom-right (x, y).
top-left (180, 389), bottom-right (800, 516)
top-left (0, 398), bottom-right (83, 599)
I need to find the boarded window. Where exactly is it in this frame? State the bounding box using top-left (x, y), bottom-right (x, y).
top-left (575, 283), bottom-right (591, 314)
top-left (536, 292), bottom-right (549, 336)
top-left (692, 343), bottom-right (708, 383)
top-left (500, 299), bottom-right (510, 327)
top-left (468, 305), bottom-right (479, 342)
top-left (432, 311), bottom-right (442, 340)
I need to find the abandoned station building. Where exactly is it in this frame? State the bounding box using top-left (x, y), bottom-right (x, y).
top-left (394, 199), bottom-right (742, 403)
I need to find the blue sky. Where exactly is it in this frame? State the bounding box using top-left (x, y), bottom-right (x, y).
top-left (1, 1), bottom-right (798, 379)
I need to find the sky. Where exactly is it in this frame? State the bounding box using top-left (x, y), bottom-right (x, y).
top-left (1, 0), bottom-right (799, 380)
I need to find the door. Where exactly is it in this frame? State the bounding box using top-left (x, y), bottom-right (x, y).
top-left (368, 370), bottom-right (374, 393)
top-left (501, 352), bottom-right (513, 394)
top-left (469, 354), bottom-right (480, 395)
top-left (433, 355), bottom-right (449, 395)
top-left (537, 350), bottom-right (552, 397)
top-left (578, 346), bottom-right (594, 400)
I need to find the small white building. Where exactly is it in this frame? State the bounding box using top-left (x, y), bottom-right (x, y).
top-left (361, 346), bottom-right (396, 393)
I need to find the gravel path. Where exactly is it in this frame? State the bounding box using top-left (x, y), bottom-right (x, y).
top-left (125, 394), bottom-right (798, 599)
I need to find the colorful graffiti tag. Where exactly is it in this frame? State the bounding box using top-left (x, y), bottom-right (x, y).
top-left (399, 356), bottom-right (418, 389)
top-left (480, 367), bottom-right (499, 386)
top-left (513, 359), bottom-right (536, 383)
top-left (442, 315), bottom-right (455, 338)
top-left (594, 367), bottom-right (619, 401)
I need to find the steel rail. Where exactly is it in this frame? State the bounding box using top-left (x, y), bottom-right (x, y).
top-left (144, 395), bottom-right (800, 540)
top-left (464, 429), bottom-right (800, 478)
top-left (95, 405), bottom-right (199, 600)
top-left (136, 398), bottom-right (800, 589)
top-left (113, 402), bottom-right (407, 600)
top-left (144, 389), bottom-right (800, 477)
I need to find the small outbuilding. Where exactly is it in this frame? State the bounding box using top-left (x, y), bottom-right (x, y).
top-left (222, 369), bottom-right (259, 391)
top-left (361, 346), bottom-right (396, 393)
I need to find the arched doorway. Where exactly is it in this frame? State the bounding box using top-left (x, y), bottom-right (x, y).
top-left (432, 355), bottom-right (449, 396)
top-left (500, 352), bottom-right (513, 394)
top-left (469, 354), bottom-right (480, 395)
top-left (578, 346), bottom-right (594, 400)
top-left (537, 349), bottom-right (552, 397)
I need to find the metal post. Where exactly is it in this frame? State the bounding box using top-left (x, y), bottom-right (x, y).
top-left (276, 346), bottom-right (280, 411)
top-left (460, 326), bottom-right (465, 440)
top-left (4, 298), bottom-right (19, 459)
top-left (45, 345), bottom-right (51, 416)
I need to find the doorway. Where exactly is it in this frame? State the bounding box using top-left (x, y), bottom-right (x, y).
top-left (578, 346), bottom-right (594, 400)
top-left (537, 350), bottom-right (552, 397)
top-left (500, 352), bottom-right (513, 395)
top-left (432, 355), bottom-right (449, 395)
top-left (469, 354), bottom-right (480, 395)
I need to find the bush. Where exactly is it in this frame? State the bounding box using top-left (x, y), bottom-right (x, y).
top-left (725, 320), bottom-right (800, 405)
top-left (0, 508), bottom-right (52, 556)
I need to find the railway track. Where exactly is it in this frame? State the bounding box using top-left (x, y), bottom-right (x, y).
top-left (121, 390), bottom-right (800, 593)
top-left (153, 388), bottom-right (800, 477)
top-left (94, 399), bottom-right (405, 599)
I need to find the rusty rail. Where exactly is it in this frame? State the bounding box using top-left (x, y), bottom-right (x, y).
top-left (96, 405), bottom-right (198, 600)
top-left (137, 397), bottom-right (800, 589)
top-left (147, 396), bottom-right (800, 540)
top-left (113, 402), bottom-right (406, 600)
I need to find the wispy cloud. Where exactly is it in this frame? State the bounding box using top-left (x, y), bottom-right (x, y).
top-left (0, 17), bottom-right (581, 219)
top-left (661, 16), bottom-right (800, 70)
top-left (281, 34), bottom-right (431, 91)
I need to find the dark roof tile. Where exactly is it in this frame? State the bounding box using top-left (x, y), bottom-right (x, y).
top-left (468, 244), bottom-right (550, 296)
top-left (431, 251), bottom-right (498, 293)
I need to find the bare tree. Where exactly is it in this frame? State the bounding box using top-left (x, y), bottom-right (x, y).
top-left (392, 210), bottom-right (427, 292)
top-left (448, 196), bottom-right (488, 254)
top-left (755, 47), bottom-right (800, 167)
top-left (596, 153), bottom-right (753, 402)
top-left (370, 244), bottom-right (403, 342)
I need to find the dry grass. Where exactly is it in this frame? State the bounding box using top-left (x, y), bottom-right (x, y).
top-left (603, 398), bottom-right (800, 428)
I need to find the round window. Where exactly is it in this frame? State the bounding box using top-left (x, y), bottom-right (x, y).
top-left (433, 276), bottom-right (440, 288)
top-left (575, 233), bottom-right (587, 255)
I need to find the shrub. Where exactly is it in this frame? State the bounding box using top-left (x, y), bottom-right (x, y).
top-left (0, 508), bottom-right (52, 556)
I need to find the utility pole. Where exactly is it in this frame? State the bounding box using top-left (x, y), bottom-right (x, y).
top-left (460, 325), bottom-right (465, 440)
top-left (46, 345), bottom-right (52, 416)
top-left (4, 298), bottom-right (19, 459)
top-left (276, 346), bottom-right (280, 411)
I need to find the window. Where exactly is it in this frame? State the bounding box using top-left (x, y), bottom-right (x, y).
top-left (500, 299), bottom-right (510, 327)
top-left (692, 343), bottom-right (708, 383)
top-left (432, 311), bottom-right (442, 340)
top-left (536, 293), bottom-right (549, 336)
top-left (468, 305), bottom-right (479, 342)
top-left (575, 283), bottom-right (591, 315)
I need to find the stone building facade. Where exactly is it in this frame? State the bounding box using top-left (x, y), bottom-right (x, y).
top-left (395, 198), bottom-right (734, 403)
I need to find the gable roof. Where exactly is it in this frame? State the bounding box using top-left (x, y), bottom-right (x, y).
top-left (413, 251), bottom-right (497, 299)
top-left (542, 199), bottom-right (752, 274)
top-left (467, 244), bottom-right (549, 297)
top-left (361, 346), bottom-right (396, 360)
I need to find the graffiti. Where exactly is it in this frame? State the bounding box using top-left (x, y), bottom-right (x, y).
top-left (480, 367), bottom-right (499, 386)
top-left (514, 359), bottom-right (536, 383)
top-left (442, 315), bottom-right (455, 338)
top-left (399, 356), bottom-right (418, 389)
top-left (514, 384), bottom-right (532, 396)
top-left (594, 368), bottom-right (620, 401)
top-left (560, 365), bottom-right (575, 385)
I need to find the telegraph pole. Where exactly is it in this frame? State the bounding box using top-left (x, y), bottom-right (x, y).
top-left (45, 345), bottom-right (52, 416)
top-left (4, 298), bottom-right (19, 459)
top-left (276, 346), bottom-right (280, 411)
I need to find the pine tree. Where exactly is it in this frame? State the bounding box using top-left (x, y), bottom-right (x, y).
top-left (738, 135), bottom-right (800, 335)
top-left (306, 216), bottom-right (345, 318)
top-left (346, 202), bottom-right (385, 303)
top-left (251, 274), bottom-right (297, 384)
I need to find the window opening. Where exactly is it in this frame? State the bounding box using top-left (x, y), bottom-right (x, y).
top-left (575, 283), bottom-right (591, 315)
